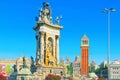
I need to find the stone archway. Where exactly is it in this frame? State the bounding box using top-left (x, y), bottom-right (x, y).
top-left (46, 37), bottom-right (55, 66)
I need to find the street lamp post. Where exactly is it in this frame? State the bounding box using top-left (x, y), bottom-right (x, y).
top-left (103, 8), bottom-right (116, 80)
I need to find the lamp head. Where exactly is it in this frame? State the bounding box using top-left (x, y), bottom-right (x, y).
top-left (102, 8), bottom-right (108, 13)
top-left (102, 8), bottom-right (116, 13)
top-left (110, 8), bottom-right (116, 12)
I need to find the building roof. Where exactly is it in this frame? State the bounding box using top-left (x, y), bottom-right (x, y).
top-left (18, 68), bottom-right (31, 74)
top-left (88, 72), bottom-right (98, 78)
top-left (81, 34), bottom-right (89, 41)
top-left (72, 55), bottom-right (80, 64)
top-left (111, 60), bottom-right (120, 64)
top-left (75, 56), bottom-right (80, 62)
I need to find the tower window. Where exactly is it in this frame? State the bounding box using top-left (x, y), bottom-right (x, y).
top-left (83, 40), bottom-right (88, 44)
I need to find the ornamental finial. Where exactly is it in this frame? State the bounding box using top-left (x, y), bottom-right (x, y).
top-left (55, 15), bottom-right (62, 25)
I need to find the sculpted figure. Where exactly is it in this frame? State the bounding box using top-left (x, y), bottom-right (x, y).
top-left (66, 56), bottom-right (70, 63)
top-left (43, 2), bottom-right (51, 20)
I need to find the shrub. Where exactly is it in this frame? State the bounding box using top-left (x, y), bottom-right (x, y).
top-left (45, 74), bottom-right (61, 80)
top-left (98, 78), bottom-right (106, 80)
top-left (0, 72), bottom-right (7, 80)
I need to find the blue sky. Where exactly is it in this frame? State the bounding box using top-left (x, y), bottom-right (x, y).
top-left (0, 0), bottom-right (120, 65)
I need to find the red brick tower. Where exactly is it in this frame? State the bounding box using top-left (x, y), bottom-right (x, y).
top-left (81, 34), bottom-right (89, 76)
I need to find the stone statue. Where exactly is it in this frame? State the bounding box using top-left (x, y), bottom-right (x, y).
top-left (55, 16), bottom-right (62, 25)
top-left (43, 2), bottom-right (51, 21)
top-left (43, 2), bottom-right (50, 9)
top-left (48, 42), bottom-right (52, 54)
top-left (30, 56), bottom-right (37, 74)
top-left (39, 8), bottom-right (44, 21)
top-left (38, 2), bottom-right (53, 23)
top-left (23, 56), bottom-right (27, 68)
top-left (31, 56), bottom-right (34, 64)
top-left (56, 16), bottom-right (59, 25)
top-left (46, 38), bottom-right (55, 66)
top-left (13, 65), bottom-right (17, 72)
top-left (66, 56), bottom-right (70, 63)
top-left (47, 38), bottom-right (53, 56)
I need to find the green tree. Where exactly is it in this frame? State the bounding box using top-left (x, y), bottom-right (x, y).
top-left (94, 68), bottom-right (100, 73)
top-left (104, 64), bottom-right (108, 69)
top-left (5, 64), bottom-right (13, 75)
top-left (66, 65), bottom-right (73, 75)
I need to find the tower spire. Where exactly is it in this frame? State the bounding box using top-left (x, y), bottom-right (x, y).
top-left (81, 34), bottom-right (89, 76)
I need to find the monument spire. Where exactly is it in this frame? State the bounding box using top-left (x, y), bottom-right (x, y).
top-left (33, 2), bottom-right (63, 67)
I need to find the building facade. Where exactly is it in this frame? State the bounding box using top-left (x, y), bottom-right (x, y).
top-left (0, 59), bottom-right (16, 65)
top-left (72, 56), bottom-right (80, 78)
top-left (109, 60), bottom-right (120, 80)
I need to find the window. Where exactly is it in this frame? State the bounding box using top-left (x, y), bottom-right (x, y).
top-left (21, 77), bottom-right (24, 80)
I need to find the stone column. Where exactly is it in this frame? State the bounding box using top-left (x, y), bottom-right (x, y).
top-left (53, 37), bottom-right (56, 61)
top-left (36, 35), bottom-right (40, 63)
top-left (56, 35), bottom-right (60, 64)
top-left (40, 31), bottom-right (45, 64)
